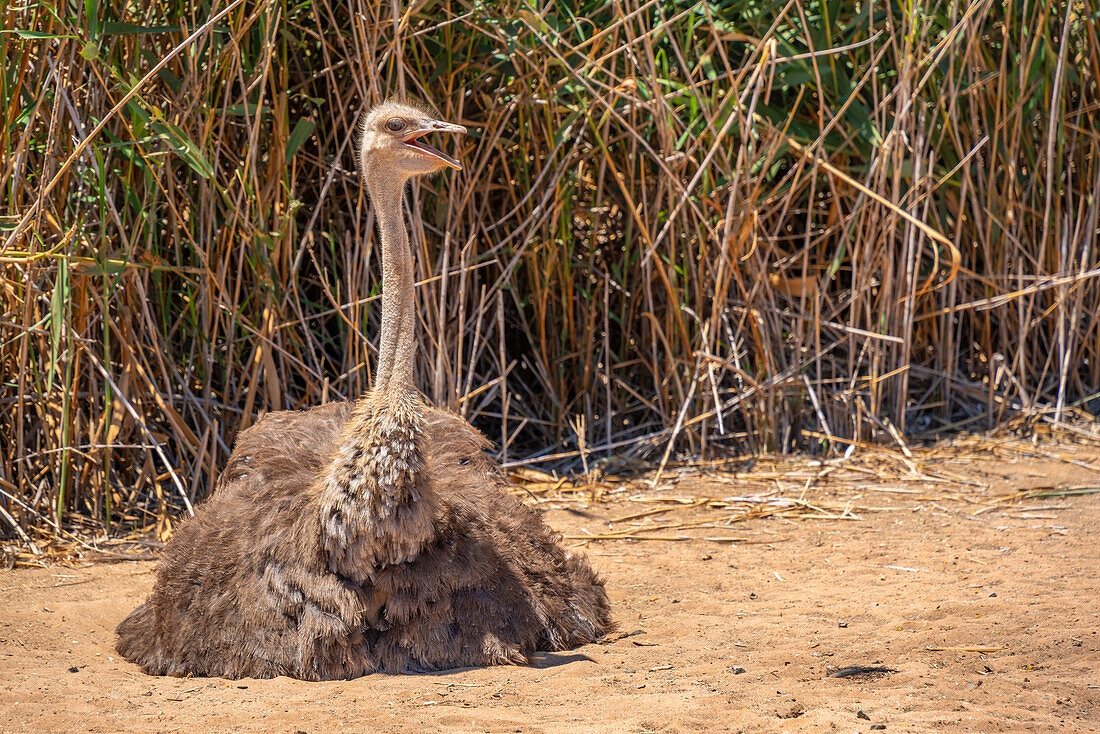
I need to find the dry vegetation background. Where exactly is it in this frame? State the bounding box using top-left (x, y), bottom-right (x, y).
top-left (1, 0), bottom-right (1099, 539)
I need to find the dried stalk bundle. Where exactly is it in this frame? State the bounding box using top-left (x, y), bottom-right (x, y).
top-left (1, 1), bottom-right (1098, 539)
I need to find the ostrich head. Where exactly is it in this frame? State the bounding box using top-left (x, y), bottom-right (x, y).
top-left (357, 100), bottom-right (466, 181)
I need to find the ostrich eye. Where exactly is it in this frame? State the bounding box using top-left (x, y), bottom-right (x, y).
top-left (385, 118), bottom-right (406, 132)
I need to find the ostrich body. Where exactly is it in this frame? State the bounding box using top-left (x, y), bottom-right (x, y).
top-left (115, 102), bottom-right (612, 680)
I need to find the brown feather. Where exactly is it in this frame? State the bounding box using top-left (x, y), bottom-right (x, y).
top-left (116, 403), bottom-right (613, 679)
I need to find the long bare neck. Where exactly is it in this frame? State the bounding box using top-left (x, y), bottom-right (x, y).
top-left (366, 168), bottom-right (416, 395)
top-left (316, 163), bottom-right (435, 581)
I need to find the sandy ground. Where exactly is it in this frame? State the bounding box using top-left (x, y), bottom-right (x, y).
top-left (2, 441), bottom-right (1099, 733)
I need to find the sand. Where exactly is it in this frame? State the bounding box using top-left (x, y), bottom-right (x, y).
top-left (1, 443), bottom-right (1098, 733)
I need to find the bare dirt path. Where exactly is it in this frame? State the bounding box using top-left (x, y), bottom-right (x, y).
top-left (2, 442), bottom-right (1099, 733)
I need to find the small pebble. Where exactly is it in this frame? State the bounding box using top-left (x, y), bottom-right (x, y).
top-left (838, 621), bottom-right (848, 628)
top-left (856, 709), bottom-right (871, 720)
top-left (989, 592), bottom-right (997, 597)
top-left (731, 666), bottom-right (747, 675)
top-left (871, 725), bottom-right (886, 730)
top-left (237, 685), bottom-right (248, 689)
top-left (67, 666), bottom-right (79, 673)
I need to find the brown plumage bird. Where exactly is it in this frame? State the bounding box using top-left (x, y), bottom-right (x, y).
top-left (115, 101), bottom-right (613, 680)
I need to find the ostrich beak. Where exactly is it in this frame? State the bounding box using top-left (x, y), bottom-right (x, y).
top-left (403, 119), bottom-right (467, 171)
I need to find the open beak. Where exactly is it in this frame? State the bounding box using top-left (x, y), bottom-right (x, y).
top-left (403, 119), bottom-right (467, 171)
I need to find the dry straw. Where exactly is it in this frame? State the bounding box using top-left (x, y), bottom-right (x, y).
top-left (1, 0), bottom-right (1098, 539)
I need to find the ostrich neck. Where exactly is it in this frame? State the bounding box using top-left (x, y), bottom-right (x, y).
top-left (367, 169), bottom-right (416, 396)
top-left (316, 164), bottom-right (434, 581)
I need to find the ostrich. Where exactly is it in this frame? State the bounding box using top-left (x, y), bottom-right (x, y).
top-left (115, 101), bottom-right (613, 680)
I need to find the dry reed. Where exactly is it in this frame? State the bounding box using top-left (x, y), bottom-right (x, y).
top-left (1, 0), bottom-right (1098, 539)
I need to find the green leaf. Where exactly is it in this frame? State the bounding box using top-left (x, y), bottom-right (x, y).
top-left (141, 49), bottom-right (182, 92)
top-left (85, 0), bottom-right (99, 39)
top-left (222, 103), bottom-right (265, 117)
top-left (98, 258), bottom-right (127, 277)
top-left (151, 120), bottom-right (215, 179)
top-left (285, 119), bottom-right (315, 163)
top-left (48, 261), bottom-right (69, 391)
top-left (3, 30), bottom-right (76, 39)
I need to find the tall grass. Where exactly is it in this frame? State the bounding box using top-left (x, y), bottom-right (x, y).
top-left (2, 0), bottom-right (1098, 536)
